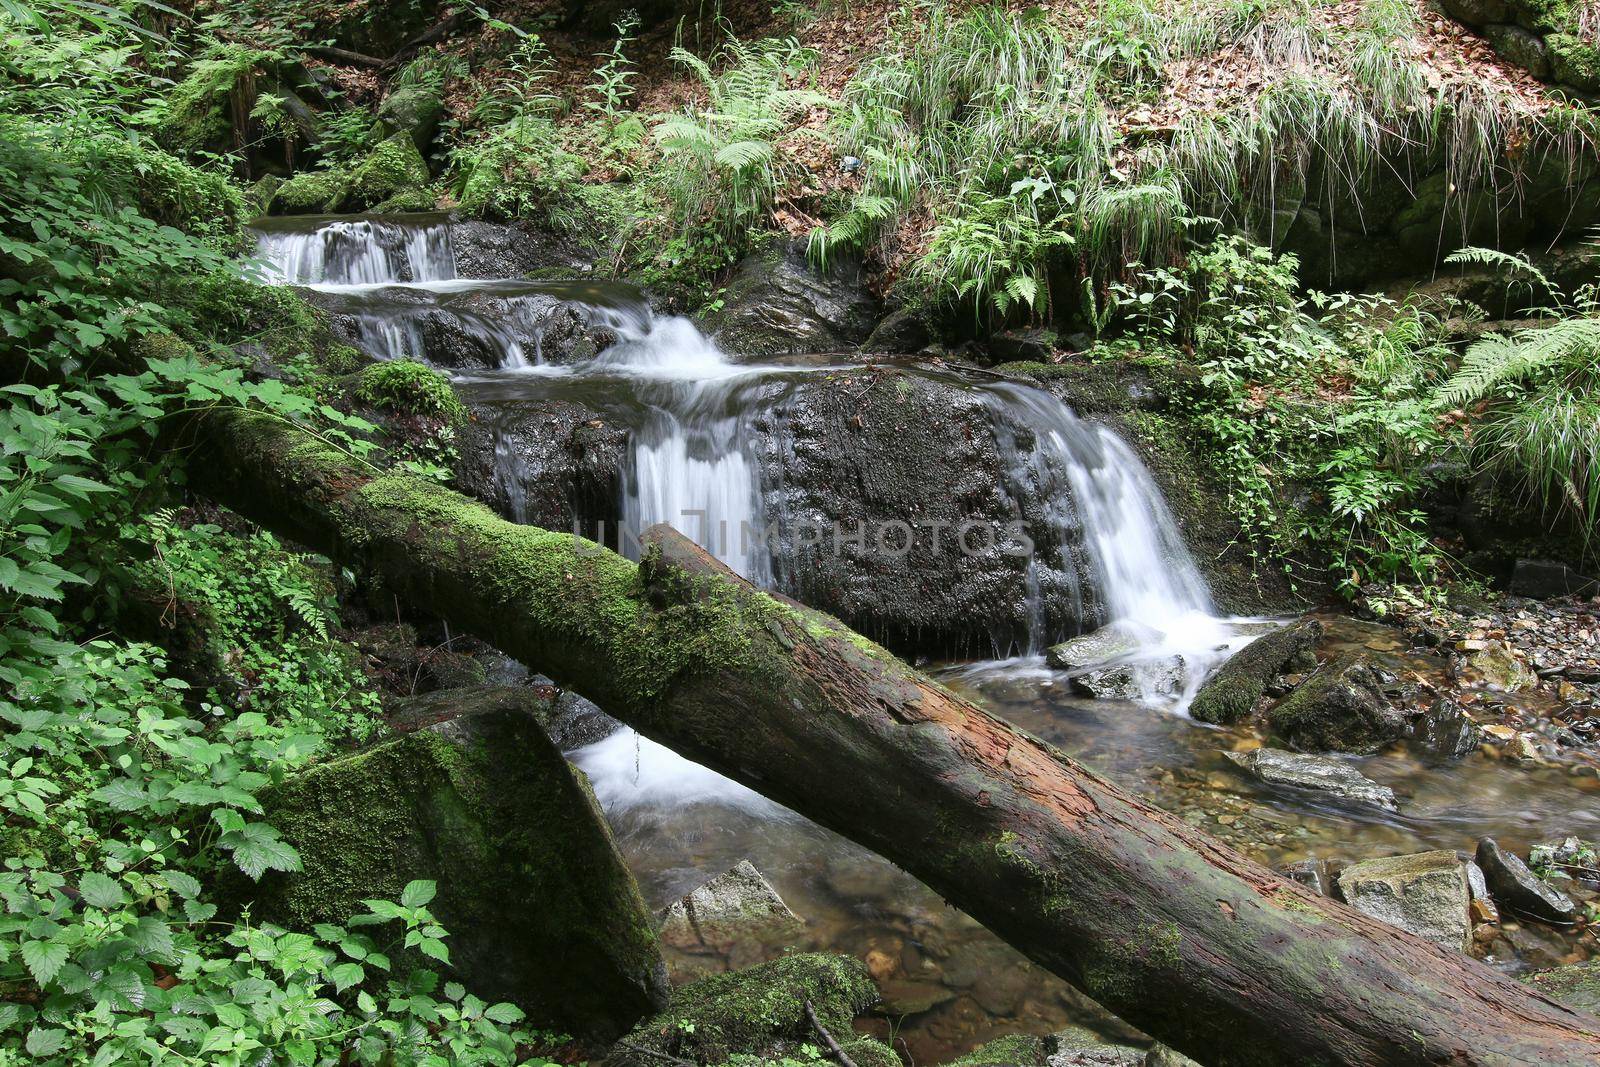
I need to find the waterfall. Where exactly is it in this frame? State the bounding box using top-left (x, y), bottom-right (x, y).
top-left (249, 217), bottom-right (455, 286)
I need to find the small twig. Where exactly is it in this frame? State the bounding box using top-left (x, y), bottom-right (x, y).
top-left (613, 1039), bottom-right (697, 1067)
top-left (803, 998), bottom-right (858, 1067)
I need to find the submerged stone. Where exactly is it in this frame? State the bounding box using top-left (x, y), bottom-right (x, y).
top-left (657, 859), bottom-right (804, 955)
top-left (1336, 851), bottom-right (1473, 952)
top-left (1190, 616), bottom-right (1322, 725)
top-left (246, 698), bottom-right (668, 1040)
top-left (1225, 748), bottom-right (1398, 812)
top-left (1476, 837), bottom-right (1580, 925)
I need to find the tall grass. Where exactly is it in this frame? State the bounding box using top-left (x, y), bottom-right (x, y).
top-left (815, 0), bottom-right (1597, 321)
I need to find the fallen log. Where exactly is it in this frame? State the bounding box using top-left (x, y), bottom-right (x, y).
top-left (181, 406), bottom-right (1600, 1066)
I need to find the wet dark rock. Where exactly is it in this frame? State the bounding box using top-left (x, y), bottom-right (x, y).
top-left (245, 698), bottom-right (669, 1040)
top-left (1191, 616), bottom-right (1322, 725)
top-left (1267, 653), bottom-right (1409, 754)
top-left (1440, 0), bottom-right (1509, 25)
top-left (989, 328), bottom-right (1058, 364)
top-left (703, 241), bottom-right (881, 357)
top-left (749, 369), bottom-right (1096, 654)
top-left (1511, 558), bottom-right (1600, 599)
top-left (657, 860), bottom-right (804, 956)
top-left (548, 690), bottom-right (622, 750)
top-left (1225, 748), bottom-right (1398, 811)
top-left (387, 683), bottom-right (553, 733)
top-left (449, 217), bottom-right (591, 278)
top-left (1522, 960), bottom-right (1600, 1015)
top-left (455, 395), bottom-right (627, 533)
top-left (1336, 851), bottom-right (1473, 951)
top-left (1407, 697), bottom-right (1482, 761)
top-left (1047, 620), bottom-right (1162, 670)
top-left (1046, 1028), bottom-right (1146, 1067)
top-left (864, 304), bottom-right (932, 353)
top-left (1475, 837), bottom-right (1580, 925)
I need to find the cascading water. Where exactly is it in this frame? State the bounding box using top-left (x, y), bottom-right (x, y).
top-left (250, 216), bottom-right (455, 286)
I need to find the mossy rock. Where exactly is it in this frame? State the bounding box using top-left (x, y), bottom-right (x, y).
top-left (1524, 960), bottom-right (1600, 1014)
top-left (244, 700), bottom-right (668, 1040)
top-left (1190, 617), bottom-right (1322, 725)
top-left (345, 133), bottom-right (431, 213)
top-left (945, 1033), bottom-right (1049, 1066)
top-left (1267, 653), bottom-right (1408, 753)
top-left (373, 187), bottom-right (440, 213)
top-left (1549, 34), bottom-right (1600, 91)
top-left (377, 82), bottom-right (446, 153)
top-left (270, 169), bottom-right (349, 215)
top-left (607, 954), bottom-right (886, 1066)
top-left (356, 358), bottom-right (465, 427)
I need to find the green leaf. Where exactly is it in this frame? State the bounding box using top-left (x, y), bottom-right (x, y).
top-left (78, 871), bottom-right (125, 910)
top-left (161, 870), bottom-right (202, 899)
top-left (328, 962), bottom-right (364, 993)
top-left (20, 940), bottom-right (67, 985)
top-left (482, 1002), bottom-right (524, 1025)
top-left (400, 880), bottom-right (436, 908)
top-left (25, 1027), bottom-right (65, 1057)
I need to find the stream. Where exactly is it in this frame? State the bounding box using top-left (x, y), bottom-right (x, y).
top-left (249, 214), bottom-right (1600, 1063)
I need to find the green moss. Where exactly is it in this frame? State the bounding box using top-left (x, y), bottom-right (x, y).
top-left (373, 187), bottom-right (440, 213)
top-left (356, 359), bottom-right (465, 426)
top-left (1524, 960), bottom-right (1600, 1015)
top-left (248, 708), bottom-right (665, 1039)
top-left (344, 134), bottom-right (430, 212)
top-left (619, 954), bottom-right (879, 1064)
top-left (270, 169), bottom-right (349, 215)
top-left (1548, 34), bottom-right (1600, 90)
top-left (60, 135), bottom-right (246, 248)
top-left (946, 1034), bottom-right (1048, 1066)
top-left (161, 44), bottom-right (280, 154)
top-left (1083, 923), bottom-right (1183, 1004)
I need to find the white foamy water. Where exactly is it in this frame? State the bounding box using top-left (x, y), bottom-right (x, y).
top-left (568, 728), bottom-right (793, 817)
top-left (249, 218), bottom-right (455, 286)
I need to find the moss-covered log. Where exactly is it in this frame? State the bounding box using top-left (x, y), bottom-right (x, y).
top-left (180, 406), bottom-right (1600, 1066)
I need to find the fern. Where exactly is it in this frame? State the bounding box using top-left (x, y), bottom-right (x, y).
top-left (1444, 246), bottom-right (1559, 302)
top-left (1437, 318), bottom-right (1600, 407)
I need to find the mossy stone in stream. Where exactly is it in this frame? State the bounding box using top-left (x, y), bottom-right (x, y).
top-left (1191, 616), bottom-right (1323, 725)
top-left (243, 699), bottom-right (668, 1040)
top-left (607, 954), bottom-right (888, 1066)
top-left (1267, 653), bottom-right (1407, 753)
top-left (345, 133), bottom-right (432, 212)
top-left (946, 1033), bottom-right (1049, 1066)
top-left (270, 169), bottom-right (350, 215)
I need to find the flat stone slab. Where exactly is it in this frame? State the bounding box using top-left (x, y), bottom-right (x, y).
top-left (1046, 620), bottom-right (1163, 671)
top-left (1225, 748), bottom-right (1399, 812)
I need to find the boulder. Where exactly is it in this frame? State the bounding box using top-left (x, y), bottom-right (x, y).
top-left (989, 327), bottom-right (1059, 364)
top-left (1510, 558), bottom-right (1599, 599)
top-left (377, 83), bottom-right (445, 154)
top-left (247, 698), bottom-right (668, 1040)
top-left (606, 954), bottom-right (895, 1067)
top-left (657, 860), bottom-right (804, 955)
top-left (1486, 23), bottom-right (1551, 78)
top-left (703, 241), bottom-right (881, 356)
top-left (269, 168), bottom-right (347, 215)
top-left (1440, 0), bottom-right (1510, 25)
top-left (1549, 34), bottom-right (1600, 93)
top-left (1267, 653), bottom-right (1408, 753)
top-left (1476, 837), bottom-right (1580, 924)
top-left (1335, 851), bottom-right (1473, 951)
top-left (1280, 857), bottom-right (1334, 896)
top-left (1225, 748), bottom-right (1399, 811)
top-left (863, 303), bottom-right (932, 353)
top-left (1522, 960), bottom-right (1600, 1016)
top-left (1190, 616), bottom-right (1322, 725)
top-left (343, 133), bottom-right (431, 213)
top-left (1407, 697), bottom-right (1482, 761)
top-left (1047, 620), bottom-right (1162, 670)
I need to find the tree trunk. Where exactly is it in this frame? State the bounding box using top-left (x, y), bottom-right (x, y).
top-left (182, 406), bottom-right (1600, 1066)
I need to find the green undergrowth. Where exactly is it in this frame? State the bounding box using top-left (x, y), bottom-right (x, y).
top-left (0, 10), bottom-right (546, 1062)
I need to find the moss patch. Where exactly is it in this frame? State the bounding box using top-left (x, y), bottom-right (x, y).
top-left (244, 704), bottom-right (666, 1040)
top-left (344, 133), bottom-right (431, 212)
top-left (271, 169), bottom-right (349, 215)
top-left (356, 359), bottom-right (465, 426)
top-left (617, 954), bottom-right (880, 1064)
